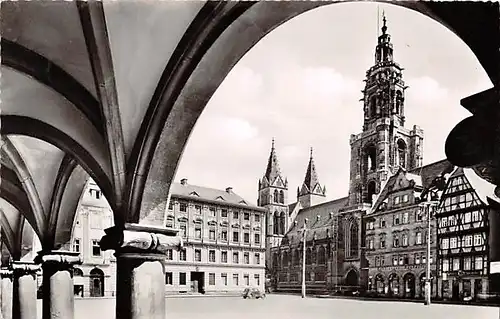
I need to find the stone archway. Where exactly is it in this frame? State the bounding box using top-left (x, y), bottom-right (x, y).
top-left (388, 273), bottom-right (400, 296)
top-left (403, 272), bottom-right (416, 298)
top-left (374, 273), bottom-right (385, 294)
top-left (345, 269), bottom-right (359, 287)
top-left (89, 268), bottom-right (105, 297)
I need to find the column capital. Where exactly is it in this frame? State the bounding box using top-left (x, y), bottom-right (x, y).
top-left (0, 267), bottom-right (13, 278)
top-left (100, 223), bottom-right (183, 255)
top-left (11, 261), bottom-right (40, 276)
top-left (34, 250), bottom-right (82, 266)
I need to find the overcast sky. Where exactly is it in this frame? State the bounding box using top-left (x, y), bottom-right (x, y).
top-left (175, 2), bottom-right (493, 206)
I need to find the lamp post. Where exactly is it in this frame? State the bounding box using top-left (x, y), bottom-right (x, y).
top-left (299, 220), bottom-right (308, 298)
top-left (419, 173), bottom-right (449, 306)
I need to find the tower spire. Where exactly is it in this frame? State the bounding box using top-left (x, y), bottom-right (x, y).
top-left (263, 138), bottom-right (282, 183)
top-left (298, 147), bottom-right (326, 207)
top-left (382, 10), bottom-right (387, 35)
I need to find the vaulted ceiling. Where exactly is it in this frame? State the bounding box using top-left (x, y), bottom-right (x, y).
top-left (1, 0), bottom-right (498, 261)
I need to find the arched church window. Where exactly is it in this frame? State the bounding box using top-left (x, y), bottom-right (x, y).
top-left (370, 96), bottom-right (377, 117)
top-left (280, 212), bottom-right (286, 235)
top-left (273, 190), bottom-right (279, 203)
top-left (273, 212), bottom-right (279, 235)
top-left (396, 91), bottom-right (403, 115)
top-left (279, 190), bottom-right (285, 204)
top-left (397, 139), bottom-right (407, 168)
top-left (366, 181), bottom-right (376, 204)
top-left (349, 222), bottom-right (359, 257)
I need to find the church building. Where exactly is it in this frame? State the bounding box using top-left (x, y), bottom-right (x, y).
top-left (260, 15), bottom-right (480, 295)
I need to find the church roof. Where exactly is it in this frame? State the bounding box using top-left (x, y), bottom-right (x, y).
top-left (263, 138), bottom-right (282, 183)
top-left (284, 197), bottom-right (348, 244)
top-left (170, 182), bottom-right (261, 210)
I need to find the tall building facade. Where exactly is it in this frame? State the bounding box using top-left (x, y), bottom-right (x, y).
top-left (68, 179), bottom-right (116, 297)
top-left (165, 179), bottom-right (266, 294)
top-left (436, 167), bottom-right (497, 300)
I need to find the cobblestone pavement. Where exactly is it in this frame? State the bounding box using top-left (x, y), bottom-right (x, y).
top-left (36, 295), bottom-right (498, 319)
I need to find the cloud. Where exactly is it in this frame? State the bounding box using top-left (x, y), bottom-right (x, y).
top-left (406, 76), bottom-right (449, 105)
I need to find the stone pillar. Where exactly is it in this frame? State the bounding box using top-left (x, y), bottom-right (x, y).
top-left (100, 224), bottom-right (182, 319)
top-left (1, 268), bottom-right (13, 319)
top-left (34, 251), bottom-right (81, 319)
top-left (12, 261), bottom-right (40, 319)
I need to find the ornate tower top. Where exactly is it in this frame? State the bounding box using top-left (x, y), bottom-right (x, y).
top-left (264, 138), bottom-right (281, 183)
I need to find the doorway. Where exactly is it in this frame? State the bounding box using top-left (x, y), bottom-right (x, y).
top-left (89, 268), bottom-right (105, 297)
top-left (191, 272), bottom-right (205, 294)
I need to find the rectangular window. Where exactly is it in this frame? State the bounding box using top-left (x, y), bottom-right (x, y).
top-left (92, 240), bottom-right (101, 256)
top-left (415, 254), bottom-right (420, 265)
top-left (165, 272), bottom-right (173, 285)
top-left (402, 234), bottom-right (408, 246)
top-left (402, 212), bottom-right (409, 224)
top-left (380, 238), bottom-right (386, 249)
top-left (233, 274), bottom-right (239, 286)
top-left (392, 256), bottom-right (398, 266)
top-left (464, 235), bottom-right (473, 247)
top-left (402, 194), bottom-right (409, 203)
top-left (221, 230), bottom-right (228, 241)
top-left (195, 249), bottom-right (201, 262)
top-left (464, 212), bottom-right (472, 224)
top-left (244, 274), bottom-right (250, 286)
top-left (180, 203), bottom-right (187, 212)
top-left (381, 219), bottom-right (386, 228)
top-left (244, 213), bottom-right (250, 221)
top-left (209, 273), bottom-right (215, 286)
top-left (73, 238), bottom-right (80, 253)
top-left (244, 233), bottom-right (250, 243)
top-left (195, 205), bottom-right (202, 214)
top-left (394, 196), bottom-right (400, 205)
top-left (394, 215), bottom-right (400, 225)
top-left (441, 238), bottom-right (449, 249)
top-left (166, 249), bottom-right (173, 260)
top-left (475, 256), bottom-right (483, 270)
top-left (209, 207), bottom-right (216, 216)
top-left (416, 211), bottom-right (423, 222)
top-left (399, 256), bottom-right (404, 265)
top-left (244, 253), bottom-right (250, 264)
top-left (255, 274), bottom-right (260, 286)
top-left (443, 259), bottom-right (449, 272)
top-left (474, 234), bottom-right (484, 246)
top-left (233, 211), bottom-right (239, 219)
top-left (255, 214), bottom-right (260, 223)
top-left (254, 253), bottom-right (260, 264)
top-left (168, 201), bottom-right (173, 210)
top-left (453, 258), bottom-right (460, 271)
top-left (221, 251), bottom-right (228, 263)
top-left (472, 210), bottom-right (481, 222)
top-left (393, 237), bottom-right (399, 248)
top-left (221, 209), bottom-right (228, 218)
top-left (179, 249), bottom-right (186, 261)
top-left (179, 272), bottom-right (186, 285)
top-left (422, 256), bottom-right (426, 264)
top-left (416, 232), bottom-right (422, 245)
top-left (441, 217), bottom-right (448, 227)
top-left (195, 227), bottom-right (202, 239)
top-left (180, 224), bottom-right (187, 238)
top-left (221, 273), bottom-right (228, 286)
top-left (233, 252), bottom-right (239, 264)
top-left (464, 257), bottom-right (472, 270)
top-left (368, 239), bottom-right (374, 249)
top-left (254, 233), bottom-right (261, 244)
top-left (209, 250), bottom-right (216, 262)
top-left (450, 237), bottom-right (458, 249)
top-left (232, 231), bottom-right (239, 243)
top-left (209, 229), bottom-right (216, 240)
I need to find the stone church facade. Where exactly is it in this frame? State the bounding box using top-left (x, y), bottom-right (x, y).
top-left (261, 16), bottom-right (457, 294)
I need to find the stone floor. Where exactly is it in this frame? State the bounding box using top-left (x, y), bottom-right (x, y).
top-left (36, 295), bottom-right (499, 319)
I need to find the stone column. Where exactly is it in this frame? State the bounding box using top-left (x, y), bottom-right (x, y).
top-left (100, 224), bottom-right (182, 319)
top-left (12, 261), bottom-right (40, 319)
top-left (1, 268), bottom-right (13, 319)
top-left (34, 251), bottom-right (81, 319)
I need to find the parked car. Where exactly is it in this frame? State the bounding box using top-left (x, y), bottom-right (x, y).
top-left (242, 287), bottom-right (266, 299)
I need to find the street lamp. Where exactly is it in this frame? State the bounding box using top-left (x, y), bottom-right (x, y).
top-left (299, 219), bottom-right (309, 298)
top-left (419, 174), bottom-right (449, 306)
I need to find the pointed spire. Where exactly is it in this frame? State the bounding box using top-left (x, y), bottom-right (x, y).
top-left (381, 10), bottom-right (387, 35)
top-left (302, 147), bottom-right (320, 192)
top-left (264, 138), bottom-right (282, 183)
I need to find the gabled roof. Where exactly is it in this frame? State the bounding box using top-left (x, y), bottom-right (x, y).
top-left (170, 182), bottom-right (257, 209)
top-left (284, 197), bottom-right (348, 244)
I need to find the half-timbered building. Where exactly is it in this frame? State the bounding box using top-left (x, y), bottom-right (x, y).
top-left (436, 167), bottom-right (499, 300)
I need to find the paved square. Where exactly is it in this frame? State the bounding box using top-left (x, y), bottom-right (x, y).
top-left (36, 295), bottom-right (499, 319)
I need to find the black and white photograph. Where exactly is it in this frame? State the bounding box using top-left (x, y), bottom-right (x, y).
top-left (0, 1), bottom-right (499, 319)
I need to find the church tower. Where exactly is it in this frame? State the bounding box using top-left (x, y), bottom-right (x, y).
top-left (347, 14), bottom-right (424, 206)
top-left (258, 139), bottom-right (289, 259)
top-left (297, 148), bottom-right (326, 208)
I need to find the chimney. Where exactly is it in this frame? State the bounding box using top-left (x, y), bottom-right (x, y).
top-left (226, 187), bottom-right (233, 194)
top-left (180, 178), bottom-right (188, 185)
